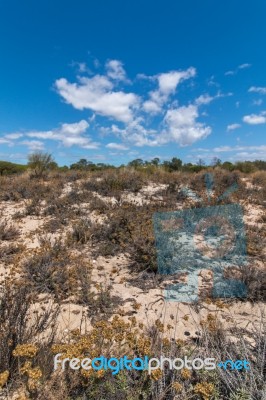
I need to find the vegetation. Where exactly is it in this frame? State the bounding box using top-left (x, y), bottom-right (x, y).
top-left (1, 154), bottom-right (266, 176)
top-left (0, 154), bottom-right (265, 399)
top-left (0, 160), bottom-right (27, 175)
top-left (27, 152), bottom-right (58, 178)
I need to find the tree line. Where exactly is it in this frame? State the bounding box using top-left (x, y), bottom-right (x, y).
top-left (0, 152), bottom-right (266, 177)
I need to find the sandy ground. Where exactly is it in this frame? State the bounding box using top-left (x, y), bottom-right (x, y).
top-left (0, 179), bottom-right (265, 343)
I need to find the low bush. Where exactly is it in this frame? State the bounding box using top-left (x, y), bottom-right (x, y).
top-left (0, 220), bottom-right (20, 241)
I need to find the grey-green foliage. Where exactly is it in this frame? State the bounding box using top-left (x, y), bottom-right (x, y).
top-left (27, 151), bottom-right (57, 177)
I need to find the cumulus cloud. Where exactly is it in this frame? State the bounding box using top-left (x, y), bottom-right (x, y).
top-left (227, 123), bottom-right (241, 131)
top-left (106, 59), bottom-right (128, 82)
top-left (243, 112), bottom-right (266, 124)
top-left (163, 105), bottom-right (211, 146)
top-left (53, 61), bottom-right (218, 148)
top-left (110, 119), bottom-right (159, 147)
top-left (158, 68), bottom-right (196, 95)
top-left (143, 67), bottom-right (196, 114)
top-left (142, 100), bottom-right (162, 114)
top-left (55, 76), bottom-right (139, 123)
top-left (26, 120), bottom-right (99, 149)
top-left (248, 86), bottom-right (266, 95)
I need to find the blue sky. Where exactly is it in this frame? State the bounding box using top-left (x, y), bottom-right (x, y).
top-left (0, 0), bottom-right (266, 166)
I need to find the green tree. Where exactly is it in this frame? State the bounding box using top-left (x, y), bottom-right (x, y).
top-left (150, 157), bottom-right (160, 166)
top-left (222, 161), bottom-right (234, 171)
top-left (0, 161), bottom-right (27, 175)
top-left (163, 157), bottom-right (182, 172)
top-left (235, 161), bottom-right (256, 173)
top-left (128, 159), bottom-right (144, 168)
top-left (27, 152), bottom-right (55, 178)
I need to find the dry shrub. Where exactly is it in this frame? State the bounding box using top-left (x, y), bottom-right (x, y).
top-left (241, 264), bottom-right (266, 301)
top-left (70, 218), bottom-right (92, 244)
top-left (82, 169), bottom-right (144, 198)
top-left (89, 194), bottom-right (109, 213)
top-left (24, 197), bottom-right (42, 216)
top-left (251, 171), bottom-right (266, 187)
top-left (92, 204), bottom-right (163, 273)
top-left (246, 225), bottom-right (265, 259)
top-left (0, 174), bottom-right (64, 203)
top-left (188, 169), bottom-right (243, 202)
top-left (0, 243), bottom-right (24, 265)
top-left (0, 219), bottom-right (20, 241)
top-left (0, 282), bottom-right (59, 393)
top-left (43, 196), bottom-right (81, 223)
top-left (21, 238), bottom-right (92, 302)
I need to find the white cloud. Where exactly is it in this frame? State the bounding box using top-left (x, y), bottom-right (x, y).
top-left (248, 86), bottom-right (266, 95)
top-left (55, 75), bottom-right (139, 123)
top-left (158, 68), bottom-right (196, 95)
top-left (142, 100), bottom-right (162, 114)
top-left (195, 94), bottom-right (214, 106)
top-left (106, 59), bottom-right (128, 82)
top-left (0, 133), bottom-right (24, 146)
top-left (195, 91), bottom-right (232, 106)
top-left (110, 119), bottom-right (159, 147)
top-left (225, 63), bottom-right (251, 76)
top-left (238, 63), bottom-right (252, 69)
top-left (106, 142), bottom-right (129, 150)
top-left (143, 67), bottom-right (196, 114)
top-left (234, 151), bottom-right (266, 161)
top-left (0, 138), bottom-right (11, 145)
top-left (75, 96), bottom-right (212, 148)
top-left (163, 104), bottom-right (211, 146)
top-left (54, 60), bottom-right (215, 148)
top-left (243, 112), bottom-right (266, 125)
top-left (207, 75), bottom-right (220, 87)
top-left (60, 120), bottom-right (90, 135)
top-left (21, 140), bottom-right (45, 151)
top-left (191, 145), bottom-right (266, 161)
top-left (4, 133), bottom-right (23, 140)
top-left (227, 123), bottom-right (241, 131)
top-left (56, 59), bottom-right (133, 124)
top-left (26, 120), bottom-right (99, 149)
top-left (225, 70), bottom-right (235, 76)
top-left (213, 145), bottom-right (266, 153)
